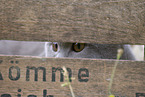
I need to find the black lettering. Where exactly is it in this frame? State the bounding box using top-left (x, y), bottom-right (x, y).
top-left (1, 94), bottom-right (11, 97)
top-left (10, 61), bottom-right (14, 64)
top-left (17, 89), bottom-right (21, 97)
top-left (48, 96), bottom-right (54, 97)
top-left (52, 67), bottom-right (72, 82)
top-left (78, 68), bottom-right (89, 82)
top-left (43, 89), bottom-right (54, 97)
top-left (136, 93), bottom-right (145, 97)
top-left (0, 72), bottom-right (3, 80)
top-left (9, 66), bottom-right (20, 81)
top-left (10, 60), bottom-right (19, 64)
top-left (0, 60), bottom-right (2, 64)
top-left (52, 67), bottom-right (63, 82)
top-left (15, 61), bottom-right (19, 64)
top-left (27, 95), bottom-right (37, 97)
top-left (67, 68), bottom-right (72, 82)
top-left (26, 66), bottom-right (46, 81)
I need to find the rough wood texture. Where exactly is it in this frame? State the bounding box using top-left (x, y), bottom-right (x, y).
top-left (0, 56), bottom-right (145, 97)
top-left (0, 0), bottom-right (144, 44)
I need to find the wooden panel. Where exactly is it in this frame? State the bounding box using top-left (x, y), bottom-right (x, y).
top-left (0, 0), bottom-right (144, 44)
top-left (0, 56), bottom-right (145, 97)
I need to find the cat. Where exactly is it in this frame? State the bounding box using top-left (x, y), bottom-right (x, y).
top-left (45, 42), bottom-right (135, 60)
top-left (0, 40), bottom-right (136, 60)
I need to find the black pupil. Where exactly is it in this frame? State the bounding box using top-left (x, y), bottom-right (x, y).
top-left (53, 43), bottom-right (58, 52)
top-left (72, 43), bottom-right (85, 52)
top-left (55, 44), bottom-right (58, 49)
top-left (77, 43), bottom-right (81, 49)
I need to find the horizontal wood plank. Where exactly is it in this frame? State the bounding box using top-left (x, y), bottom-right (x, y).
top-left (0, 56), bottom-right (145, 97)
top-left (0, 0), bottom-right (145, 44)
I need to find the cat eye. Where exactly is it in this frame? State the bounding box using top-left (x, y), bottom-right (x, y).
top-left (52, 42), bottom-right (58, 52)
top-left (72, 43), bottom-right (85, 52)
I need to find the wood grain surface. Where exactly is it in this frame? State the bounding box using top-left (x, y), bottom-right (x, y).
top-left (0, 56), bottom-right (145, 97)
top-left (0, 0), bottom-right (144, 44)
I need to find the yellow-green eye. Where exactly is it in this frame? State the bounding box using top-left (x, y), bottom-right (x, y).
top-left (72, 43), bottom-right (85, 52)
top-left (52, 43), bottom-right (58, 52)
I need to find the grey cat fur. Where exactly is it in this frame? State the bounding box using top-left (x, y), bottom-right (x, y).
top-left (46, 42), bottom-right (135, 60)
top-left (0, 40), bottom-right (135, 60)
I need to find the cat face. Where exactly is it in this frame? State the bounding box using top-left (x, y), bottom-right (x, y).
top-left (0, 40), bottom-right (136, 60)
top-left (46, 42), bottom-right (124, 59)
